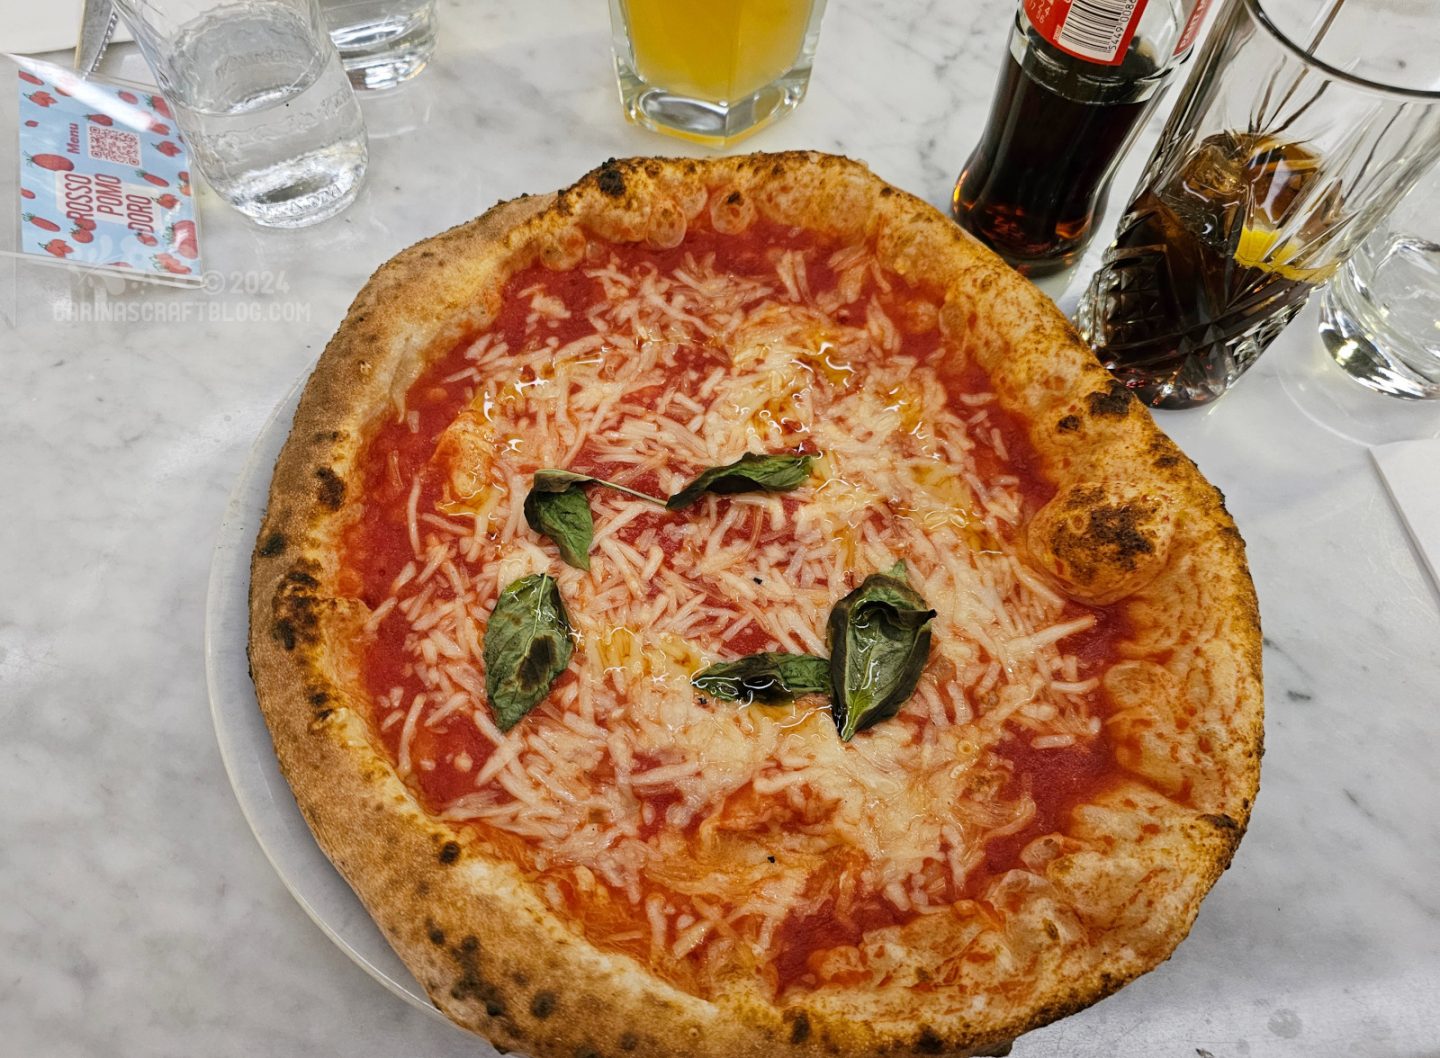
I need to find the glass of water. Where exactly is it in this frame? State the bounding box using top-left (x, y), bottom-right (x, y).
top-left (1320, 169), bottom-right (1440, 400)
top-left (320, 0), bottom-right (437, 90)
top-left (114, 0), bottom-right (368, 228)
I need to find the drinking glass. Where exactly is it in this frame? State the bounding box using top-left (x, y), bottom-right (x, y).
top-left (320, 0), bottom-right (436, 90)
top-left (1320, 168), bottom-right (1440, 399)
top-left (608, 0), bottom-right (828, 146)
top-left (115, 0), bottom-right (369, 228)
top-left (1076, 0), bottom-right (1440, 409)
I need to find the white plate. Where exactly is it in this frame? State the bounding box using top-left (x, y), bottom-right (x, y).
top-left (203, 372), bottom-right (444, 1021)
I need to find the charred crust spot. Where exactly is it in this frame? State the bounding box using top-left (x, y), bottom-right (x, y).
top-left (618, 1033), bottom-right (639, 1051)
top-left (439, 841), bottom-right (462, 864)
top-left (1101, 507), bottom-right (1153, 559)
top-left (725, 190), bottom-right (742, 206)
top-left (314, 466), bottom-right (345, 510)
top-left (1155, 453), bottom-right (1180, 467)
top-left (1086, 380), bottom-right (1133, 418)
top-left (309, 690), bottom-right (329, 706)
top-left (258, 532), bottom-right (286, 557)
top-left (1049, 490), bottom-right (1157, 581)
top-left (574, 1049), bottom-right (600, 1058)
top-left (428, 926), bottom-right (446, 946)
top-left (313, 708), bottom-right (333, 722)
top-left (529, 991), bottom-right (557, 1019)
top-left (880, 186), bottom-right (894, 197)
top-left (1057, 414), bottom-right (1081, 432)
top-left (595, 162), bottom-right (626, 198)
top-left (449, 936), bottom-right (505, 1018)
top-left (917, 1029), bottom-right (946, 1054)
top-left (273, 565), bottom-right (324, 651)
top-left (1202, 812), bottom-right (1239, 831)
top-left (1084, 506), bottom-right (1154, 569)
top-left (790, 1014), bottom-right (812, 1044)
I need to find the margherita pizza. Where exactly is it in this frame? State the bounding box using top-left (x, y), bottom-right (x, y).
top-left (249, 152), bottom-right (1262, 1058)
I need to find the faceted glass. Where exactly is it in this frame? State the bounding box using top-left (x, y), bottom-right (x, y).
top-left (1076, 0), bottom-right (1440, 408)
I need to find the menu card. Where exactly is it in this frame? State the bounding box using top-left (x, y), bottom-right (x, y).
top-left (14, 57), bottom-right (201, 282)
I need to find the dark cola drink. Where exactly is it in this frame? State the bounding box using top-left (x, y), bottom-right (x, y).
top-left (953, 39), bottom-right (1163, 276)
top-left (952, 1), bottom-right (1206, 277)
top-left (1078, 132), bottom-right (1333, 408)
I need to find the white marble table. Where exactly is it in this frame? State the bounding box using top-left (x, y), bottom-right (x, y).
top-left (5, 1), bottom-right (1440, 1055)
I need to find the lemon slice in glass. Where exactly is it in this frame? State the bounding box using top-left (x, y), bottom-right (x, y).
top-left (1233, 225), bottom-right (1333, 282)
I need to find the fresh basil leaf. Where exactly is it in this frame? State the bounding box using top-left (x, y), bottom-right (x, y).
top-left (529, 468), bottom-right (594, 492)
top-left (666, 452), bottom-right (816, 510)
top-left (524, 469), bottom-right (665, 570)
top-left (483, 573), bottom-right (574, 731)
top-left (524, 484), bottom-right (593, 571)
top-left (530, 468), bottom-right (664, 505)
top-left (692, 652), bottom-right (831, 704)
top-left (827, 560), bottom-right (936, 741)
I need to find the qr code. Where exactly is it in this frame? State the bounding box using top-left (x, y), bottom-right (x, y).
top-left (87, 125), bottom-right (141, 167)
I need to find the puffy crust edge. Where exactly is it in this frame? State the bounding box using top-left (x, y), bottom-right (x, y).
top-left (248, 152), bottom-right (1262, 1058)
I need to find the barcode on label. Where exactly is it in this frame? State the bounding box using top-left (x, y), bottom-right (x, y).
top-left (1056, 0), bottom-right (1143, 62)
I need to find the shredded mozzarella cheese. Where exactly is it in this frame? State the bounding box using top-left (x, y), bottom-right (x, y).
top-left (363, 240), bottom-right (1107, 991)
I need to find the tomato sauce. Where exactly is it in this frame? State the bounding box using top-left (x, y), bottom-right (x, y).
top-left (773, 895), bottom-right (907, 992)
top-left (978, 735), bottom-right (1116, 885)
top-left (938, 359), bottom-right (1058, 516)
top-left (974, 599), bottom-right (1131, 885)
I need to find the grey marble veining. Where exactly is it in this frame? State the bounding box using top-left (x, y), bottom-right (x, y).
top-left (3, 0), bottom-right (1440, 1055)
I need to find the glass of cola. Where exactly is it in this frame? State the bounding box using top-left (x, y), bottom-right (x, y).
top-left (1077, 0), bottom-right (1440, 409)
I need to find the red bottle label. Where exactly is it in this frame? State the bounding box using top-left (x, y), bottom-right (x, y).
top-left (1173, 0), bottom-right (1212, 55)
top-left (1023, 0), bottom-right (1152, 65)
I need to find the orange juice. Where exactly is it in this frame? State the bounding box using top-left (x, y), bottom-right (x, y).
top-left (622, 0), bottom-right (815, 103)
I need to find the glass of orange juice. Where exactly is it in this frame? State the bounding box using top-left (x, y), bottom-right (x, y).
top-left (609, 0), bottom-right (828, 146)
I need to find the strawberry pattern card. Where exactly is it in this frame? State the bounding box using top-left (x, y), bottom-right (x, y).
top-left (15, 59), bottom-right (201, 283)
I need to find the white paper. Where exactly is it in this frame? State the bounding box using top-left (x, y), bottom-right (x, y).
top-left (0, 1), bottom-right (132, 57)
top-left (1372, 439), bottom-right (1440, 593)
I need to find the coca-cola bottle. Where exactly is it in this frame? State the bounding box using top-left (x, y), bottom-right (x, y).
top-left (952, 0), bottom-right (1211, 276)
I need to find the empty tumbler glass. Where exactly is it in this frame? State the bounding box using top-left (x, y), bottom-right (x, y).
top-left (320, 0), bottom-right (437, 90)
top-left (1320, 168), bottom-right (1440, 400)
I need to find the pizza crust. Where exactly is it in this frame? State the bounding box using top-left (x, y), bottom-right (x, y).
top-left (249, 153), bottom-right (1262, 1058)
